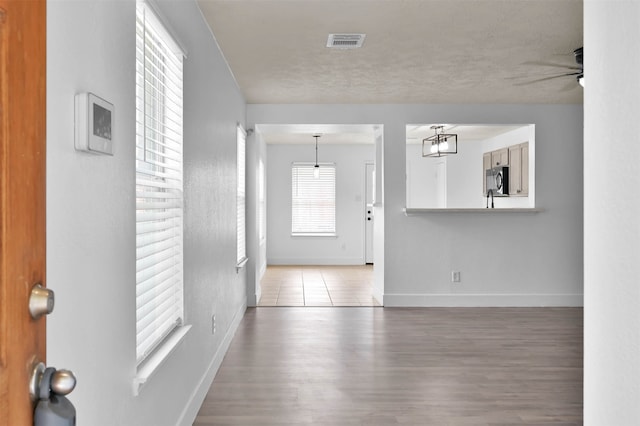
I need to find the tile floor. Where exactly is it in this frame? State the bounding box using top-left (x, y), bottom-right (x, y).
top-left (258, 265), bottom-right (380, 307)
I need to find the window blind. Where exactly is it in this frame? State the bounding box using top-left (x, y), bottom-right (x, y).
top-left (237, 125), bottom-right (247, 265)
top-left (258, 159), bottom-right (265, 242)
top-left (135, 2), bottom-right (184, 366)
top-left (291, 163), bottom-right (336, 235)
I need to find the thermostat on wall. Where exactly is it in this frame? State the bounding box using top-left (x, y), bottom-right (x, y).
top-left (74, 92), bottom-right (114, 155)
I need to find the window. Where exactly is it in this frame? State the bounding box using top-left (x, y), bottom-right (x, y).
top-left (258, 158), bottom-right (265, 242)
top-left (291, 163), bottom-right (336, 236)
top-left (236, 125), bottom-right (247, 266)
top-left (135, 2), bottom-right (184, 366)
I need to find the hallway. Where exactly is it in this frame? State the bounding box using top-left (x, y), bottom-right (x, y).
top-left (195, 307), bottom-right (583, 425)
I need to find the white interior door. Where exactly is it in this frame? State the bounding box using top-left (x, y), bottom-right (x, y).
top-left (365, 162), bottom-right (375, 264)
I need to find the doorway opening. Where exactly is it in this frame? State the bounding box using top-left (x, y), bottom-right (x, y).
top-left (251, 124), bottom-right (383, 307)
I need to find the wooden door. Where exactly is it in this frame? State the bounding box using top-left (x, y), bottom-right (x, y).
top-left (0, 0), bottom-right (47, 424)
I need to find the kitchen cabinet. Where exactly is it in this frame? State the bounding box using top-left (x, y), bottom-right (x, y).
top-left (491, 148), bottom-right (509, 167)
top-left (521, 143), bottom-right (529, 194)
top-left (484, 149), bottom-right (507, 195)
top-left (508, 142), bottom-right (529, 196)
top-left (482, 152), bottom-right (491, 195)
top-left (483, 142), bottom-right (528, 196)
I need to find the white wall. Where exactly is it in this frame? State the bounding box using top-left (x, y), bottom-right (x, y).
top-left (266, 143), bottom-right (374, 265)
top-left (584, 1), bottom-right (640, 423)
top-left (446, 139), bottom-right (482, 208)
top-left (248, 104), bottom-right (583, 307)
top-left (47, 1), bottom-right (246, 424)
top-left (372, 127), bottom-right (385, 303)
top-left (406, 144), bottom-right (441, 208)
top-left (246, 131), bottom-right (268, 306)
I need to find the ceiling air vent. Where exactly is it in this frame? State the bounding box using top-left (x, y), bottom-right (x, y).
top-left (326, 34), bottom-right (366, 49)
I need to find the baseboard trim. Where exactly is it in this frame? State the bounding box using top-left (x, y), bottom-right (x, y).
top-left (371, 285), bottom-right (384, 306)
top-left (177, 302), bottom-right (247, 426)
top-left (383, 293), bottom-right (583, 307)
top-left (267, 258), bottom-right (365, 266)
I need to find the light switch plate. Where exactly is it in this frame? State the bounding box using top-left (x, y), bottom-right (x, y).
top-left (74, 92), bottom-right (114, 155)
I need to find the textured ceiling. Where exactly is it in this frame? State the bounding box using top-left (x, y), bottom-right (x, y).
top-left (197, 0), bottom-right (583, 105)
top-left (256, 124), bottom-right (523, 145)
top-left (256, 124), bottom-right (376, 144)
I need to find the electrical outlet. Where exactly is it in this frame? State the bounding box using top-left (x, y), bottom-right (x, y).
top-left (451, 271), bottom-right (461, 282)
top-left (212, 314), bottom-right (216, 335)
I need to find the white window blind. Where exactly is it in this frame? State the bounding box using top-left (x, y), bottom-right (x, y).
top-left (135, 2), bottom-right (184, 366)
top-left (258, 158), bottom-right (265, 242)
top-left (291, 163), bottom-right (336, 235)
top-left (236, 125), bottom-right (247, 265)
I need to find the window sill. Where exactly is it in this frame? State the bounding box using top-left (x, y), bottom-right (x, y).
top-left (236, 257), bottom-right (248, 272)
top-left (133, 325), bottom-right (192, 396)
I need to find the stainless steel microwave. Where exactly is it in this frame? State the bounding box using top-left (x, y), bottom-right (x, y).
top-left (486, 166), bottom-right (509, 196)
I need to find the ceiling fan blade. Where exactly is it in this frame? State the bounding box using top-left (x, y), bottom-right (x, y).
top-left (522, 60), bottom-right (582, 71)
top-left (513, 71), bottom-right (581, 86)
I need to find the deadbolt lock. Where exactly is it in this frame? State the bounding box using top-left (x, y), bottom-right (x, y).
top-left (29, 283), bottom-right (55, 319)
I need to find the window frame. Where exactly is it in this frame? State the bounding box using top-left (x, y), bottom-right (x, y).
top-left (290, 162), bottom-right (337, 237)
top-left (134, 1), bottom-right (189, 390)
top-left (236, 124), bottom-right (248, 268)
top-left (258, 158), bottom-right (265, 243)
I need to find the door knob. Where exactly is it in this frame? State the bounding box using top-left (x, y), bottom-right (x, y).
top-left (29, 283), bottom-right (54, 319)
top-left (30, 363), bottom-right (76, 401)
top-left (31, 364), bottom-right (77, 425)
top-left (50, 369), bottom-right (76, 396)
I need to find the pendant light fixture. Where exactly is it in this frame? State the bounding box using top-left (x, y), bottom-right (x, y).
top-left (422, 125), bottom-right (458, 158)
top-left (313, 134), bottom-right (321, 178)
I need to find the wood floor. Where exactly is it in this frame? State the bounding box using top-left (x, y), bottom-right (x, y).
top-left (258, 265), bottom-right (379, 307)
top-left (195, 307), bottom-right (583, 425)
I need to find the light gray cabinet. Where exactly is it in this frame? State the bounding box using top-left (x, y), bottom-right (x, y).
top-left (484, 142), bottom-right (529, 196)
top-left (491, 148), bottom-right (509, 167)
top-left (508, 142), bottom-right (529, 196)
top-left (482, 152), bottom-right (491, 195)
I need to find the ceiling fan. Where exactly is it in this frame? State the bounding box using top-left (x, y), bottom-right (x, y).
top-left (516, 47), bottom-right (584, 87)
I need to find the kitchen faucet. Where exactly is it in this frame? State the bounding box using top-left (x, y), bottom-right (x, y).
top-left (486, 189), bottom-right (494, 209)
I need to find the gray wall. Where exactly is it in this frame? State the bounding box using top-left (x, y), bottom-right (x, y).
top-left (584, 1), bottom-right (640, 423)
top-left (246, 131), bottom-right (268, 306)
top-left (248, 104), bottom-right (583, 307)
top-left (266, 143), bottom-right (375, 264)
top-left (47, 1), bottom-right (246, 424)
